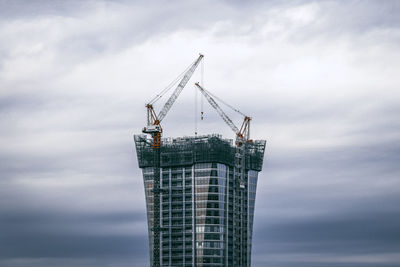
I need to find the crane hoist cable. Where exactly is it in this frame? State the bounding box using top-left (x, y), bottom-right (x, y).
top-left (200, 58), bottom-right (204, 120)
top-left (194, 84), bottom-right (198, 136)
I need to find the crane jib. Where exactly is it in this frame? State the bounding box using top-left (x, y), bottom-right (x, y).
top-left (195, 83), bottom-right (241, 134)
top-left (157, 54), bottom-right (204, 122)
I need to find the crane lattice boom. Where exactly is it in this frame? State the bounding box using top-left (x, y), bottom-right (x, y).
top-left (195, 83), bottom-right (239, 134)
top-left (195, 82), bottom-right (252, 143)
top-left (157, 54), bottom-right (204, 122)
top-left (143, 54), bottom-right (204, 148)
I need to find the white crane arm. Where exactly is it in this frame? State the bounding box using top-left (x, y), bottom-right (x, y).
top-left (195, 83), bottom-right (239, 134)
top-left (157, 54), bottom-right (204, 122)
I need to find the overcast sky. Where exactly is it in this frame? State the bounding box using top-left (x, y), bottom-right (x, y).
top-left (1, 0), bottom-right (399, 266)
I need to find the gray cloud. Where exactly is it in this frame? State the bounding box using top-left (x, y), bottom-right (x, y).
top-left (0, 0), bottom-right (399, 266)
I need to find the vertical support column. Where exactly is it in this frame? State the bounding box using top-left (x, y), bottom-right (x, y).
top-left (192, 165), bottom-right (196, 267)
top-left (168, 168), bottom-right (172, 266)
top-left (153, 144), bottom-right (161, 267)
top-left (193, 164), bottom-right (197, 266)
top-left (234, 144), bottom-right (241, 266)
top-left (247, 171), bottom-right (251, 267)
top-left (225, 165), bottom-right (229, 267)
top-left (234, 140), bottom-right (247, 266)
top-left (182, 167), bottom-right (186, 267)
top-left (232, 167), bottom-right (236, 266)
top-left (243, 144), bottom-right (249, 267)
top-left (182, 167), bottom-right (186, 266)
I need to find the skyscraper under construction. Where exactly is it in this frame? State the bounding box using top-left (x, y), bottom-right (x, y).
top-left (134, 54), bottom-right (266, 267)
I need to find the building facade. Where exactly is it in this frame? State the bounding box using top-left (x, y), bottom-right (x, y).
top-left (135, 134), bottom-right (266, 267)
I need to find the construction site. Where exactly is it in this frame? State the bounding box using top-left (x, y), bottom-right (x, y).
top-left (134, 54), bottom-right (266, 267)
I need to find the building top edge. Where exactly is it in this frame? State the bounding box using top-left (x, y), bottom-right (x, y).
top-left (134, 133), bottom-right (266, 171)
top-left (133, 133), bottom-right (266, 147)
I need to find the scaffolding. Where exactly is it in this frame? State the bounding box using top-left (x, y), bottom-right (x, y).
top-left (134, 134), bottom-right (266, 172)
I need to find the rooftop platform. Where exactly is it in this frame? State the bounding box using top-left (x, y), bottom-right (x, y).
top-left (134, 134), bottom-right (266, 171)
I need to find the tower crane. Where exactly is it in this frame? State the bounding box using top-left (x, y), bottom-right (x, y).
top-left (143, 54), bottom-right (204, 148)
top-left (194, 82), bottom-right (252, 145)
top-left (195, 82), bottom-right (252, 189)
top-left (142, 54), bottom-right (203, 267)
top-left (194, 82), bottom-right (252, 258)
